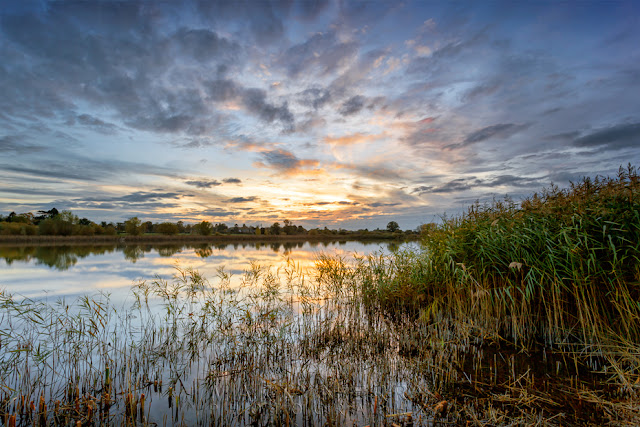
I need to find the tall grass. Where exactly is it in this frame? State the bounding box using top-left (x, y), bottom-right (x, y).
top-left (361, 165), bottom-right (640, 389)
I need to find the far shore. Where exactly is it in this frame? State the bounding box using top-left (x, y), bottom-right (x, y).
top-left (0, 232), bottom-right (417, 246)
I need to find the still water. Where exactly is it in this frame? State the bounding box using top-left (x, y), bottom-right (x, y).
top-left (0, 240), bottom-right (406, 304)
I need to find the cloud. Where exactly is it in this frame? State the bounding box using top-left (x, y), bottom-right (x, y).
top-left (415, 179), bottom-right (470, 194)
top-left (0, 164), bottom-right (102, 181)
top-left (297, 88), bottom-right (332, 109)
top-left (110, 191), bottom-right (183, 204)
top-left (222, 178), bottom-right (242, 184)
top-left (56, 191), bottom-right (188, 214)
top-left (254, 149), bottom-right (320, 175)
top-left (0, 135), bottom-right (45, 153)
top-left (195, 1), bottom-right (288, 45)
top-left (323, 132), bottom-right (384, 146)
top-left (463, 123), bottom-right (530, 144)
top-left (199, 208), bottom-right (238, 218)
top-left (75, 114), bottom-right (118, 134)
top-left (206, 79), bottom-right (294, 129)
top-left (171, 27), bottom-right (241, 64)
top-left (0, 4), bottom-right (250, 139)
top-left (414, 174), bottom-right (545, 195)
top-left (339, 95), bottom-right (365, 116)
top-left (0, 152), bottom-right (180, 184)
top-left (185, 179), bottom-right (222, 188)
top-left (280, 31), bottom-right (358, 78)
top-left (573, 122), bottom-right (640, 149)
top-left (226, 196), bottom-right (259, 203)
top-left (369, 202), bottom-right (401, 208)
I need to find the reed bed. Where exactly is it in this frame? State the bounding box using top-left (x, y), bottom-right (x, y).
top-left (1, 166), bottom-right (639, 425)
top-left (1, 261), bottom-right (437, 426)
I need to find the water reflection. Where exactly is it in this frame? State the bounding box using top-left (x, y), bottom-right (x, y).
top-left (1, 244), bottom-right (117, 270)
top-left (0, 240), bottom-right (410, 302)
top-left (0, 240), bottom-right (363, 270)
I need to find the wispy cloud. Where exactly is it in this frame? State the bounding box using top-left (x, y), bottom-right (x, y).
top-left (573, 122), bottom-right (640, 150)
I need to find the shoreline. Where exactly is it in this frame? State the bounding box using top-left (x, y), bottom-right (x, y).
top-left (0, 232), bottom-right (417, 246)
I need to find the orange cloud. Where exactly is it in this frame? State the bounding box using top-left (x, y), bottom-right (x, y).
top-left (323, 132), bottom-right (387, 146)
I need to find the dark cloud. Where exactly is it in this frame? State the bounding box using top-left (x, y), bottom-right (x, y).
top-left (185, 179), bottom-right (221, 188)
top-left (195, 0), bottom-right (288, 45)
top-left (573, 122), bottom-right (640, 150)
top-left (297, 88), bottom-right (332, 109)
top-left (171, 28), bottom-right (241, 64)
top-left (416, 179), bottom-right (470, 194)
top-left (260, 149), bottom-right (299, 170)
top-left (114, 191), bottom-right (183, 204)
top-left (206, 79), bottom-right (294, 129)
top-left (292, 0), bottom-right (330, 20)
top-left (182, 177), bottom-right (241, 189)
top-left (75, 114), bottom-right (118, 134)
top-left (57, 191), bottom-right (187, 214)
top-left (463, 83), bottom-right (500, 102)
top-left (463, 123), bottom-right (530, 144)
top-left (0, 164), bottom-right (100, 181)
top-left (222, 178), bottom-right (242, 184)
top-left (407, 33), bottom-right (488, 78)
top-left (486, 175), bottom-right (545, 188)
top-left (414, 174), bottom-right (545, 195)
top-left (0, 153), bottom-right (180, 183)
top-left (0, 4), bottom-right (244, 137)
top-left (339, 95), bottom-right (365, 116)
top-left (200, 208), bottom-right (238, 218)
top-left (255, 149), bottom-right (319, 174)
top-left (0, 135), bottom-right (45, 153)
top-left (0, 187), bottom-right (68, 197)
top-left (545, 131), bottom-right (580, 141)
top-left (369, 202), bottom-right (401, 208)
top-left (243, 88), bottom-right (294, 127)
top-left (226, 196), bottom-right (259, 203)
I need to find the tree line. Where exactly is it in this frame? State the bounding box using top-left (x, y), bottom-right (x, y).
top-left (0, 208), bottom-right (411, 237)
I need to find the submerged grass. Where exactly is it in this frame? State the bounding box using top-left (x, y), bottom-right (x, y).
top-left (1, 166), bottom-right (639, 425)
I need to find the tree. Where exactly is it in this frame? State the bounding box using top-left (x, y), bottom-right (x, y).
top-left (124, 217), bottom-right (143, 235)
top-left (386, 221), bottom-right (400, 232)
top-left (34, 208), bottom-right (59, 224)
top-left (282, 219), bottom-right (298, 235)
top-left (270, 222), bottom-right (281, 235)
top-left (193, 221), bottom-right (213, 236)
top-left (142, 221), bottom-right (153, 234)
top-left (156, 222), bottom-right (179, 235)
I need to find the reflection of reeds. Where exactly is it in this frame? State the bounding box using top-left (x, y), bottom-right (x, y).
top-left (1, 163), bottom-right (640, 427)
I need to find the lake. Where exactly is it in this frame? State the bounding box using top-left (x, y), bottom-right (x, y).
top-left (1, 239), bottom-right (426, 426)
top-left (0, 239), bottom-right (409, 305)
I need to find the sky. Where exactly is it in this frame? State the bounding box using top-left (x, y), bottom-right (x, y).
top-left (1, 1), bottom-right (639, 230)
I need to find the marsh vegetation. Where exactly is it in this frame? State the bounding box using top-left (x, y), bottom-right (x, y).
top-left (1, 166), bottom-right (639, 425)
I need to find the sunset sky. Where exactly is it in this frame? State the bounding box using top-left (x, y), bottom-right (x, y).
top-left (1, 1), bottom-right (639, 230)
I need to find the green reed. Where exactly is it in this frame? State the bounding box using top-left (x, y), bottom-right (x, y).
top-left (360, 165), bottom-right (640, 399)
